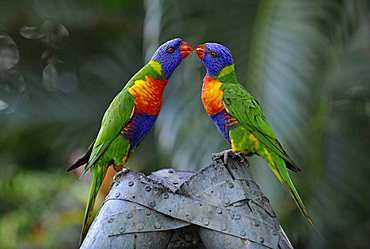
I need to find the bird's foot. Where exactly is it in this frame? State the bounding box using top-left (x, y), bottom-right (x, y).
top-left (212, 149), bottom-right (233, 165)
top-left (113, 168), bottom-right (129, 181)
top-left (233, 152), bottom-right (248, 164)
top-left (212, 150), bottom-right (250, 165)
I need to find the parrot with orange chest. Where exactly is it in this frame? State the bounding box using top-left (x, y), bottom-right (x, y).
top-left (194, 42), bottom-right (315, 226)
top-left (67, 38), bottom-right (192, 243)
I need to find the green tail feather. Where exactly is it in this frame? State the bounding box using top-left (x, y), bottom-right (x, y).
top-left (284, 177), bottom-right (325, 240)
top-left (79, 164), bottom-right (107, 245)
top-left (284, 177), bottom-right (315, 227)
top-left (259, 148), bottom-right (315, 227)
top-left (257, 147), bottom-right (325, 239)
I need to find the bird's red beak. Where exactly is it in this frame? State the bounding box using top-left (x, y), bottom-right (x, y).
top-left (180, 41), bottom-right (192, 59)
top-left (194, 44), bottom-right (206, 59)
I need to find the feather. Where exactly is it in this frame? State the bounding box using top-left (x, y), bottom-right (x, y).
top-left (66, 140), bottom-right (95, 172)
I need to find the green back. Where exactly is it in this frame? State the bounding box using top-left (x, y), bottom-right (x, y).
top-left (218, 67), bottom-right (297, 168)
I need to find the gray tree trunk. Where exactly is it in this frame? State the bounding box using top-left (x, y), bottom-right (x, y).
top-left (80, 154), bottom-right (294, 249)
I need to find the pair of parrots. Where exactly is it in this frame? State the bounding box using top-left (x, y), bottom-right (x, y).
top-left (68, 38), bottom-right (314, 243)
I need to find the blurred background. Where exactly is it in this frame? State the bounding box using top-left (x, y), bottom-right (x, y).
top-left (0, 0), bottom-right (369, 248)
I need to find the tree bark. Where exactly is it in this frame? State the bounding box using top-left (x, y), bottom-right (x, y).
top-left (80, 153), bottom-right (294, 249)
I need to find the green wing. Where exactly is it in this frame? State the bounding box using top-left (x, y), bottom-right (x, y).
top-left (83, 90), bottom-right (135, 173)
top-left (222, 83), bottom-right (300, 172)
top-left (81, 62), bottom-right (161, 174)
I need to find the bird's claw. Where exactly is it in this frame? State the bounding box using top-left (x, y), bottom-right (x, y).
top-left (113, 168), bottom-right (129, 181)
top-left (212, 149), bottom-right (233, 165)
top-left (233, 152), bottom-right (247, 163)
top-left (212, 150), bottom-right (248, 165)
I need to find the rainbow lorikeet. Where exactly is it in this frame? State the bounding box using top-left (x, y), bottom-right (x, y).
top-left (67, 38), bottom-right (192, 243)
top-left (194, 43), bottom-right (314, 226)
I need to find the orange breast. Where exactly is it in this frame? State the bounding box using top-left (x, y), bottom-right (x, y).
top-left (201, 75), bottom-right (224, 115)
top-left (129, 76), bottom-right (168, 115)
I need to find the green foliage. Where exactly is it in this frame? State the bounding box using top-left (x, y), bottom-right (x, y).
top-left (0, 169), bottom-right (87, 249)
top-left (0, 0), bottom-right (369, 248)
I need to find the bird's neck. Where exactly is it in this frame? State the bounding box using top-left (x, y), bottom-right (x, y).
top-left (149, 58), bottom-right (177, 80)
top-left (148, 60), bottom-right (166, 79)
top-left (212, 64), bottom-right (238, 83)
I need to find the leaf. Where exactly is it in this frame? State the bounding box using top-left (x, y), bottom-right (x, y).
top-left (0, 33), bottom-right (19, 71)
top-left (42, 62), bottom-right (58, 91)
top-left (40, 21), bottom-right (69, 49)
top-left (19, 26), bottom-right (45, 40)
top-left (0, 99), bottom-right (8, 111)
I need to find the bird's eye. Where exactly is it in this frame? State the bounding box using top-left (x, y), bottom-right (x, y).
top-left (166, 47), bottom-right (175, 53)
top-left (210, 51), bottom-right (218, 58)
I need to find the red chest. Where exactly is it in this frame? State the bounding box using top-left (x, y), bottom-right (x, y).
top-left (129, 76), bottom-right (168, 115)
top-left (201, 75), bottom-right (225, 115)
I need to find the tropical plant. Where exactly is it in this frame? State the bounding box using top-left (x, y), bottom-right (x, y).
top-left (0, 0), bottom-right (369, 248)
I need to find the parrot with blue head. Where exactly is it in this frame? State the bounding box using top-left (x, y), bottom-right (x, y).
top-left (195, 42), bottom-right (314, 226)
top-left (67, 38), bottom-right (192, 243)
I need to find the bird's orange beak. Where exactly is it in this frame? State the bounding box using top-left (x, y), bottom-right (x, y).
top-left (180, 41), bottom-right (192, 59)
top-left (194, 44), bottom-right (206, 59)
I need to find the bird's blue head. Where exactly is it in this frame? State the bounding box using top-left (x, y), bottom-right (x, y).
top-left (151, 38), bottom-right (192, 79)
top-left (195, 43), bottom-right (234, 77)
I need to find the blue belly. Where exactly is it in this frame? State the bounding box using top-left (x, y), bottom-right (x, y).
top-left (210, 110), bottom-right (233, 143)
top-left (121, 111), bottom-right (157, 151)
